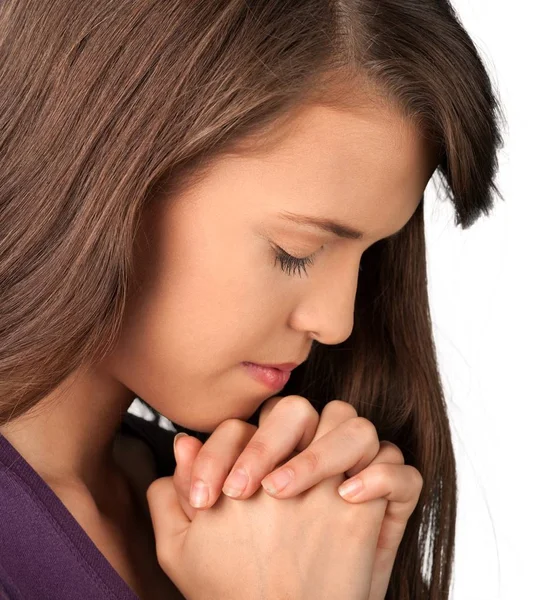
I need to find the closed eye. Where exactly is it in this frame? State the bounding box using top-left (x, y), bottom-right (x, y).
top-left (272, 245), bottom-right (318, 278)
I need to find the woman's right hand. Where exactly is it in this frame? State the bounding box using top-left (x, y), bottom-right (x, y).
top-left (146, 432), bottom-right (388, 600)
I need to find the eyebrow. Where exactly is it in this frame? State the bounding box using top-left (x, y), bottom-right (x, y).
top-left (276, 210), bottom-right (365, 240)
top-left (276, 209), bottom-right (408, 243)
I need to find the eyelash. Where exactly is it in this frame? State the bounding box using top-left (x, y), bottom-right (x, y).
top-left (272, 245), bottom-right (318, 278)
top-left (272, 245), bottom-right (365, 278)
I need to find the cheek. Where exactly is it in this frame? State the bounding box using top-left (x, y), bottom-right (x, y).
top-left (111, 245), bottom-right (279, 388)
top-left (108, 267), bottom-right (284, 430)
top-left (163, 236), bottom-right (286, 354)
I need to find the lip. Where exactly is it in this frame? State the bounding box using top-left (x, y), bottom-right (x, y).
top-left (242, 362), bottom-right (293, 390)
top-left (247, 362), bottom-right (300, 372)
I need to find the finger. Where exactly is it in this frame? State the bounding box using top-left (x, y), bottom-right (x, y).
top-left (221, 395), bottom-right (320, 500)
top-left (336, 462), bottom-right (422, 600)
top-left (345, 439), bottom-right (405, 478)
top-left (312, 399), bottom-right (359, 441)
top-left (256, 395), bottom-right (286, 425)
top-left (172, 433), bottom-right (204, 519)
top-left (337, 462), bottom-right (422, 510)
top-left (257, 395), bottom-right (316, 451)
top-left (334, 439), bottom-right (420, 599)
top-left (185, 419), bottom-right (256, 509)
top-left (146, 475), bottom-right (192, 571)
top-left (260, 415), bottom-right (380, 498)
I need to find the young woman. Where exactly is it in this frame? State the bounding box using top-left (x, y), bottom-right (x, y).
top-left (0, 0), bottom-right (505, 598)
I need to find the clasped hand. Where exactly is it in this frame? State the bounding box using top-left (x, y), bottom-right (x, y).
top-left (147, 395), bottom-right (423, 600)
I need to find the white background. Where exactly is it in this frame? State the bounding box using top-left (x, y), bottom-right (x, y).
top-left (130, 1), bottom-right (556, 597)
top-left (425, 1), bottom-right (556, 598)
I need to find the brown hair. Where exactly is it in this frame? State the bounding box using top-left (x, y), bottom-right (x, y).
top-left (0, 0), bottom-right (505, 597)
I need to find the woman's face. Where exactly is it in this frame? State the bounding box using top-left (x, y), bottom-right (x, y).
top-left (104, 102), bottom-right (436, 432)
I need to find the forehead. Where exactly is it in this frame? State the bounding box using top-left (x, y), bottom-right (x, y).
top-left (221, 102), bottom-right (436, 240)
top-left (266, 102), bottom-right (431, 183)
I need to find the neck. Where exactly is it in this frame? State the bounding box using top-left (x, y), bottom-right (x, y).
top-left (0, 365), bottom-right (137, 499)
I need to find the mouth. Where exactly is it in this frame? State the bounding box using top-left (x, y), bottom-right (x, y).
top-left (245, 361), bottom-right (300, 372)
top-left (241, 362), bottom-right (294, 390)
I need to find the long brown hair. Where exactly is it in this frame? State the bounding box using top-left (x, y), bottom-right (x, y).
top-left (0, 1), bottom-right (505, 597)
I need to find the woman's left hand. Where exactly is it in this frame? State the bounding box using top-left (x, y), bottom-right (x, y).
top-left (172, 394), bottom-right (423, 600)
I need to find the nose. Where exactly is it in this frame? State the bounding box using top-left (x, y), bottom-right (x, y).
top-left (289, 258), bottom-right (359, 346)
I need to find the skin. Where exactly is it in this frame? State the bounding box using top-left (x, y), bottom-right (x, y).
top-left (0, 99), bottom-right (436, 595)
top-left (166, 396), bottom-right (425, 599)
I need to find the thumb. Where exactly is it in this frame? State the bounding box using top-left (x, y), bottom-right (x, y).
top-left (145, 431), bottom-right (202, 540)
top-left (146, 475), bottom-right (192, 557)
top-left (172, 432), bottom-right (204, 522)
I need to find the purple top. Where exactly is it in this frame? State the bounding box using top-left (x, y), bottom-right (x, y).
top-left (0, 410), bottom-right (198, 600)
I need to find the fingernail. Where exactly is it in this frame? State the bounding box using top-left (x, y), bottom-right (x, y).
top-left (173, 432), bottom-right (189, 460)
top-left (261, 468), bottom-right (294, 495)
top-left (190, 480), bottom-right (209, 508)
top-left (222, 468), bottom-right (249, 498)
top-left (338, 478), bottom-right (363, 499)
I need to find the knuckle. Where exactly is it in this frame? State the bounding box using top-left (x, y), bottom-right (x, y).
top-left (371, 462), bottom-right (392, 488)
top-left (298, 446), bottom-right (321, 473)
top-left (346, 416), bottom-right (378, 444)
top-left (155, 542), bottom-right (174, 572)
top-left (171, 471), bottom-right (189, 495)
top-left (408, 465), bottom-right (424, 492)
top-left (278, 395), bottom-right (314, 417)
top-left (242, 437), bottom-right (272, 460)
top-left (258, 395), bottom-right (285, 421)
top-left (190, 449), bottom-right (221, 476)
top-left (322, 399), bottom-right (358, 419)
top-left (379, 441), bottom-right (405, 464)
top-left (271, 395), bottom-right (319, 432)
top-left (146, 476), bottom-right (164, 501)
top-left (215, 418), bottom-right (250, 437)
top-left (261, 394), bottom-right (286, 408)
